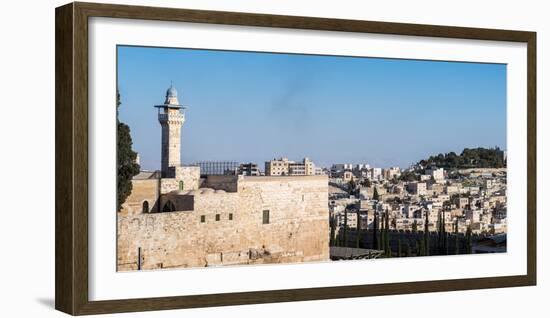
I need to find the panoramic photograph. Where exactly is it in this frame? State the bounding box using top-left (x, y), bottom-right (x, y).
top-left (116, 45), bottom-right (507, 271)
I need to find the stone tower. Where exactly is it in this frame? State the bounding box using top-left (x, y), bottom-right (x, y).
top-left (155, 84), bottom-right (186, 177)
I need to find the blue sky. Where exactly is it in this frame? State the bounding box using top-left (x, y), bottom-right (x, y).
top-left (117, 45), bottom-right (506, 171)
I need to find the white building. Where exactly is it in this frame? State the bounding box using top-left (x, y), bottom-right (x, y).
top-left (265, 157), bottom-right (316, 176)
top-left (370, 167), bottom-right (382, 181)
top-left (383, 166), bottom-right (401, 180)
top-left (426, 167), bottom-right (445, 181)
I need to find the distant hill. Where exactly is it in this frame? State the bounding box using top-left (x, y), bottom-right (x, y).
top-left (418, 147), bottom-right (506, 169)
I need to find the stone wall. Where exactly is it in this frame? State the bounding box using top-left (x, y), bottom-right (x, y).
top-left (117, 175), bottom-right (330, 271)
top-left (161, 192), bottom-right (195, 211)
top-left (162, 166), bottom-right (200, 193)
top-left (119, 179), bottom-right (159, 216)
top-left (203, 175), bottom-right (240, 192)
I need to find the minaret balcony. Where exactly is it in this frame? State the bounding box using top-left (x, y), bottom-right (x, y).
top-left (158, 112), bottom-right (185, 123)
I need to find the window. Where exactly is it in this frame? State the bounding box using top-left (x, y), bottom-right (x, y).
top-left (200, 215), bottom-right (205, 223)
top-left (142, 201), bottom-right (149, 213)
top-left (228, 213), bottom-right (233, 220)
top-left (215, 214), bottom-right (220, 221)
top-left (179, 180), bottom-right (184, 191)
top-left (262, 210), bottom-right (270, 224)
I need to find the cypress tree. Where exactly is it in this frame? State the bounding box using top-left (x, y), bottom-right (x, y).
top-left (116, 90), bottom-right (140, 212)
top-left (445, 233), bottom-right (449, 255)
top-left (373, 187), bottom-right (380, 201)
top-left (380, 213), bottom-right (385, 251)
top-left (454, 218), bottom-right (460, 255)
top-left (437, 211), bottom-right (443, 255)
top-left (406, 241), bottom-right (412, 257)
top-left (373, 210), bottom-right (379, 250)
top-left (348, 179), bottom-right (357, 196)
top-left (397, 238), bottom-right (402, 257)
top-left (355, 210), bottom-right (361, 248)
top-left (418, 239), bottom-right (425, 256)
top-left (442, 213), bottom-right (447, 255)
top-left (384, 209), bottom-right (391, 257)
top-left (437, 210), bottom-right (447, 255)
top-left (412, 219), bottom-right (418, 233)
top-left (343, 209), bottom-right (348, 247)
top-left (466, 225), bottom-right (473, 254)
top-left (329, 214), bottom-right (336, 246)
top-left (424, 210), bottom-right (430, 256)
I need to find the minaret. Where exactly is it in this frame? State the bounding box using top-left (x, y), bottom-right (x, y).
top-left (155, 84), bottom-right (186, 177)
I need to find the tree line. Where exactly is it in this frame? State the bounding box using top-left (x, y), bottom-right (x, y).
top-left (330, 200), bottom-right (475, 258)
top-left (417, 147), bottom-right (505, 169)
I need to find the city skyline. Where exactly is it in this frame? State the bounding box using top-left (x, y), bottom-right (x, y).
top-left (117, 45), bottom-right (506, 171)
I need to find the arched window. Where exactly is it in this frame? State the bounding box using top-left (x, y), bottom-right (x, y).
top-left (162, 200), bottom-right (176, 212)
top-left (142, 201), bottom-right (149, 213)
top-left (179, 180), bottom-right (184, 191)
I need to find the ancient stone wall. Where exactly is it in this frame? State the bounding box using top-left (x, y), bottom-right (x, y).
top-left (161, 192), bottom-right (195, 211)
top-left (119, 179), bottom-right (159, 216)
top-left (117, 175), bottom-right (330, 271)
top-left (203, 175), bottom-right (240, 192)
top-left (162, 166), bottom-right (200, 193)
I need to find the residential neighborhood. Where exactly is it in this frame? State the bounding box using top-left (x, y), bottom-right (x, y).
top-left (327, 150), bottom-right (507, 257)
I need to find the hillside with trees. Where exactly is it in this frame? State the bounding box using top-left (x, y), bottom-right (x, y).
top-left (417, 147), bottom-right (505, 169)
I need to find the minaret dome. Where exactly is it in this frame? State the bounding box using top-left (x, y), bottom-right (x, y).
top-left (164, 84), bottom-right (180, 105)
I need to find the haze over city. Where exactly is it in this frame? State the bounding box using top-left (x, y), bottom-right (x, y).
top-left (117, 45), bottom-right (506, 171)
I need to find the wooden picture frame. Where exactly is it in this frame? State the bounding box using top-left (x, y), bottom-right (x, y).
top-left (55, 1), bottom-right (536, 315)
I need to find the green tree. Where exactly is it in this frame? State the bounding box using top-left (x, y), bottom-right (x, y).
top-left (348, 179), bottom-right (356, 195)
top-left (405, 241), bottom-right (412, 257)
top-left (373, 187), bottom-right (380, 201)
top-left (418, 239), bottom-right (425, 257)
top-left (399, 170), bottom-right (418, 182)
top-left (384, 209), bottom-right (391, 257)
top-left (417, 147), bottom-right (505, 169)
top-left (361, 179), bottom-right (372, 187)
top-left (329, 214), bottom-right (337, 246)
top-left (424, 211), bottom-right (430, 256)
top-left (380, 213), bottom-right (385, 251)
top-left (412, 219), bottom-right (418, 233)
top-left (454, 218), bottom-right (460, 255)
top-left (342, 209), bottom-right (348, 247)
top-left (397, 238), bottom-right (402, 257)
top-left (466, 225), bottom-right (473, 254)
top-left (437, 210), bottom-right (447, 255)
top-left (355, 210), bottom-right (361, 248)
top-left (372, 211), bottom-right (379, 250)
top-left (444, 232), bottom-right (449, 255)
top-left (117, 90), bottom-right (140, 212)
top-left (437, 212), bottom-right (443, 254)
